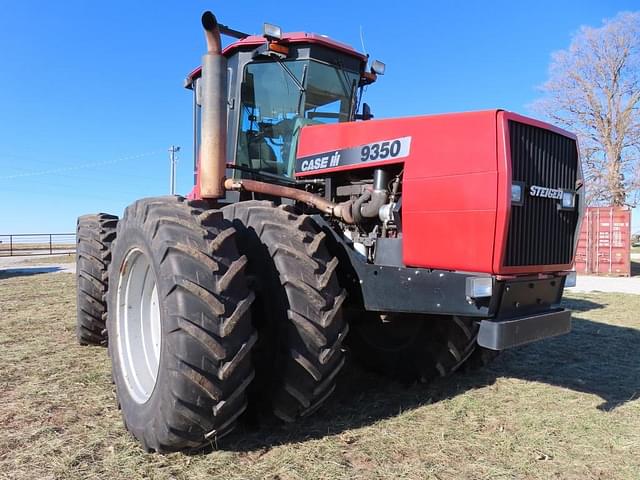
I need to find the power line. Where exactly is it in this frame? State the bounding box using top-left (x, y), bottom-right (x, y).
top-left (0, 150), bottom-right (162, 180)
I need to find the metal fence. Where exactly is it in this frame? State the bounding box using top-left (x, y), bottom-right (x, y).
top-left (0, 233), bottom-right (76, 257)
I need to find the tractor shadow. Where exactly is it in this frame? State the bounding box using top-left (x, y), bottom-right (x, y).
top-left (218, 297), bottom-right (640, 453)
top-left (0, 266), bottom-right (62, 279)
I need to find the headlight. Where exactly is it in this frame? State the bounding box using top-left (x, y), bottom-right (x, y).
top-left (511, 183), bottom-right (523, 205)
top-left (564, 271), bottom-right (577, 288)
top-left (465, 277), bottom-right (493, 298)
top-left (562, 191), bottom-right (575, 208)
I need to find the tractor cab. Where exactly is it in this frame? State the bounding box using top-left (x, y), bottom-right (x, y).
top-left (185, 24), bottom-right (375, 183)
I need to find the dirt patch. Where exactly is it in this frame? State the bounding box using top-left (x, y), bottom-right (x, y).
top-left (0, 274), bottom-right (639, 479)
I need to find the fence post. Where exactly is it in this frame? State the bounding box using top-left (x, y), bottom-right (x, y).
top-left (10, 235), bottom-right (13, 256)
top-left (49, 234), bottom-right (53, 255)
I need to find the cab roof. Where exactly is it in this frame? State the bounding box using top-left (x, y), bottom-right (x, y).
top-left (185, 31), bottom-right (367, 87)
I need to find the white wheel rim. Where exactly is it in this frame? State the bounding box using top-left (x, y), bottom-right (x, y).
top-left (116, 248), bottom-right (162, 404)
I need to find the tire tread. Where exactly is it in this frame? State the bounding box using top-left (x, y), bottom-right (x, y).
top-left (76, 213), bottom-right (118, 346)
top-left (108, 196), bottom-right (255, 452)
top-left (223, 200), bottom-right (347, 421)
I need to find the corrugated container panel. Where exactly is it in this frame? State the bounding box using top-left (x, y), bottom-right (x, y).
top-left (575, 206), bottom-right (631, 276)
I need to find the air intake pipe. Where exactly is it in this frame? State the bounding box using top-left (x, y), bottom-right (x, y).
top-left (199, 11), bottom-right (227, 199)
top-left (353, 169), bottom-right (389, 222)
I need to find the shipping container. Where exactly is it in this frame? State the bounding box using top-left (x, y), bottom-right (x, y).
top-left (575, 206), bottom-right (631, 276)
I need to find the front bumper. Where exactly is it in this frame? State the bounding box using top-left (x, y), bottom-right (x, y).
top-left (477, 308), bottom-right (571, 350)
top-left (341, 258), bottom-right (571, 350)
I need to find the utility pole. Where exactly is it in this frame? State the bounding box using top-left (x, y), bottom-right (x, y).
top-left (169, 145), bottom-right (180, 195)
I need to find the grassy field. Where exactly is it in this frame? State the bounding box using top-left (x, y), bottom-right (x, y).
top-left (0, 272), bottom-right (639, 479)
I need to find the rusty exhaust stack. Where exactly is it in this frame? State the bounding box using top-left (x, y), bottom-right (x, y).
top-left (199, 11), bottom-right (227, 198)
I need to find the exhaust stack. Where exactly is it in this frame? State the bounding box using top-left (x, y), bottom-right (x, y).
top-left (198, 11), bottom-right (227, 199)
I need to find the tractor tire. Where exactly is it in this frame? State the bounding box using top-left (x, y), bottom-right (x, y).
top-left (222, 201), bottom-right (348, 422)
top-left (107, 196), bottom-right (256, 452)
top-left (76, 213), bottom-right (118, 346)
top-left (347, 313), bottom-right (479, 383)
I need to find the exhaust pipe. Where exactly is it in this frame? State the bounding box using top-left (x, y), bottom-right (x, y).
top-left (199, 11), bottom-right (227, 199)
top-left (224, 178), bottom-right (356, 223)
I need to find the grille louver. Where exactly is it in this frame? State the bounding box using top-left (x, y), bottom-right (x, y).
top-left (505, 121), bottom-right (579, 267)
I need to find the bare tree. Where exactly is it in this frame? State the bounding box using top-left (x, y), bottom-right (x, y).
top-left (533, 12), bottom-right (640, 206)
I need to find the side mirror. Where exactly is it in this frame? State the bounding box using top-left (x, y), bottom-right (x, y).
top-left (356, 102), bottom-right (374, 121)
top-left (371, 60), bottom-right (386, 75)
top-left (362, 103), bottom-right (373, 120)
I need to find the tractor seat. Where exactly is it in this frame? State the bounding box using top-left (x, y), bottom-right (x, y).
top-left (237, 132), bottom-right (279, 174)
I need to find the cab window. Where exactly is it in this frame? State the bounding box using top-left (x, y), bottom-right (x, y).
top-left (236, 59), bottom-right (358, 178)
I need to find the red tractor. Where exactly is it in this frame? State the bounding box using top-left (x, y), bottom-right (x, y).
top-left (76, 12), bottom-right (584, 452)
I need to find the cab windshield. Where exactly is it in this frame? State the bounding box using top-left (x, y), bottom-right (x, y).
top-left (236, 59), bottom-right (359, 178)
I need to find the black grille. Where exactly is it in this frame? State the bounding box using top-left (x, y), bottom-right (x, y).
top-left (505, 121), bottom-right (579, 267)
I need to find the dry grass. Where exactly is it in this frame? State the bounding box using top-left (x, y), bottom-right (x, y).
top-left (0, 272), bottom-right (639, 479)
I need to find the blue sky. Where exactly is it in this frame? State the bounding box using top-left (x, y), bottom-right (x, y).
top-left (0, 0), bottom-right (638, 233)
